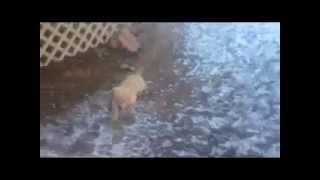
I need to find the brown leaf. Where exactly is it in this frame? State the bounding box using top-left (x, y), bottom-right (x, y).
top-left (118, 28), bottom-right (140, 52)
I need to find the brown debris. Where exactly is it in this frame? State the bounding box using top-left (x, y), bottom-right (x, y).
top-left (118, 28), bottom-right (140, 52)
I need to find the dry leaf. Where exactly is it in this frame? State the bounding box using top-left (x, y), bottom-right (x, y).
top-left (118, 28), bottom-right (140, 52)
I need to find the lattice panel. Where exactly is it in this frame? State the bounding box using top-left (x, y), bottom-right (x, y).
top-left (40, 23), bottom-right (131, 67)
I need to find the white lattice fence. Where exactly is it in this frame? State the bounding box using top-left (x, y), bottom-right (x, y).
top-left (40, 22), bottom-right (132, 67)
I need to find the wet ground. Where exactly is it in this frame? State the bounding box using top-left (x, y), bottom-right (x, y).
top-left (40, 23), bottom-right (280, 157)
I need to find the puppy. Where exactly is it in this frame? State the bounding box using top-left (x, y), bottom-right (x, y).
top-left (112, 70), bottom-right (146, 122)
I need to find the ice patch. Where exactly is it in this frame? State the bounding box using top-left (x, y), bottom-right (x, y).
top-left (208, 117), bottom-right (225, 129)
top-left (201, 85), bottom-right (212, 93)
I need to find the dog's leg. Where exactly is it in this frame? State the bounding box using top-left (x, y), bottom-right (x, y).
top-left (112, 99), bottom-right (119, 122)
